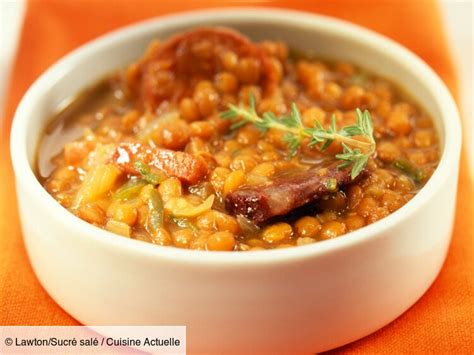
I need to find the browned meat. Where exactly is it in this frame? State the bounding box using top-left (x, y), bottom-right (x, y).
top-left (112, 143), bottom-right (208, 185)
top-left (128, 27), bottom-right (277, 109)
top-left (225, 163), bottom-right (368, 225)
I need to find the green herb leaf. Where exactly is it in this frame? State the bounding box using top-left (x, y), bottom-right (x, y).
top-left (330, 114), bottom-right (337, 133)
top-left (249, 93), bottom-right (257, 114)
top-left (280, 103), bottom-right (303, 128)
top-left (351, 155), bottom-right (369, 180)
top-left (230, 120), bottom-right (247, 130)
top-left (342, 125), bottom-right (363, 136)
top-left (283, 132), bottom-right (301, 157)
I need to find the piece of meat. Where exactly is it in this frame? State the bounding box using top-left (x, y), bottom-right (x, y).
top-left (130, 27), bottom-right (277, 109)
top-left (111, 143), bottom-right (208, 185)
top-left (225, 163), bottom-right (368, 225)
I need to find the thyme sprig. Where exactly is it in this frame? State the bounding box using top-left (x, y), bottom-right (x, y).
top-left (221, 97), bottom-right (376, 179)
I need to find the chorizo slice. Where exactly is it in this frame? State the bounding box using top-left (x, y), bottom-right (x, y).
top-left (112, 143), bottom-right (208, 185)
top-left (225, 163), bottom-right (368, 225)
top-left (129, 27), bottom-right (276, 109)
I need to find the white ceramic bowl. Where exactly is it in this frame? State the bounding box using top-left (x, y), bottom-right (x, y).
top-left (10, 8), bottom-right (461, 353)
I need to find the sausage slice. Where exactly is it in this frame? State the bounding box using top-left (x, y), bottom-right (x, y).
top-left (112, 143), bottom-right (208, 185)
top-left (225, 163), bottom-right (368, 225)
top-left (128, 27), bottom-right (276, 109)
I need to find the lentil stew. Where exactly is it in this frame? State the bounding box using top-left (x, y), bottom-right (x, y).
top-left (37, 27), bottom-right (440, 251)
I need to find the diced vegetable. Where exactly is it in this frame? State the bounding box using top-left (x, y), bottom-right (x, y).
top-left (141, 185), bottom-right (164, 234)
top-left (165, 195), bottom-right (215, 217)
top-left (73, 164), bottom-right (121, 207)
top-left (113, 179), bottom-right (147, 200)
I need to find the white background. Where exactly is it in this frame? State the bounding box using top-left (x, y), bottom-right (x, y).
top-left (0, 0), bottom-right (472, 171)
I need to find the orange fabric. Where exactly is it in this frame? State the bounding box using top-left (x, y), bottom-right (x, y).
top-left (0, 0), bottom-right (472, 352)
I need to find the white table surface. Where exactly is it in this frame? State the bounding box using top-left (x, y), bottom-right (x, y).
top-left (0, 0), bottom-right (472, 171)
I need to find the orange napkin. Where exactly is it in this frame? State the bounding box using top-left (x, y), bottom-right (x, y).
top-left (0, 0), bottom-right (472, 352)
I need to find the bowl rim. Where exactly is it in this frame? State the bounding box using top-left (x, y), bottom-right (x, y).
top-left (10, 7), bottom-right (461, 265)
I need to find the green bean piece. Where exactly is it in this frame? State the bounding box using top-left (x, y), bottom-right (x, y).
top-left (169, 215), bottom-right (198, 232)
top-left (134, 161), bottom-right (166, 185)
top-left (147, 189), bottom-right (164, 233)
top-left (114, 179), bottom-right (147, 201)
top-left (393, 159), bottom-right (426, 183)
